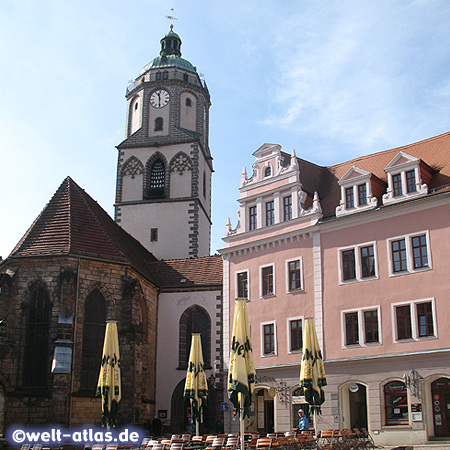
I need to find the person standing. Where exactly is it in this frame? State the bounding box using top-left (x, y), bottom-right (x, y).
top-left (297, 409), bottom-right (310, 431)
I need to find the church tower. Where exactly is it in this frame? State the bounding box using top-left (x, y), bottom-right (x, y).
top-left (114, 26), bottom-right (213, 260)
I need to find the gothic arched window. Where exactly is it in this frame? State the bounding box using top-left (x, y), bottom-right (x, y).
top-left (178, 305), bottom-right (211, 369)
top-left (81, 289), bottom-right (106, 392)
top-left (23, 286), bottom-right (51, 387)
top-left (145, 159), bottom-right (166, 198)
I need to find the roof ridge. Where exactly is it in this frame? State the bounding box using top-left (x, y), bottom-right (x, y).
top-left (162, 254), bottom-right (221, 263)
top-left (328, 131), bottom-right (450, 171)
top-left (70, 179), bottom-right (128, 261)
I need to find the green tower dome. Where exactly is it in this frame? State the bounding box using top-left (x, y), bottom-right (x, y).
top-left (140, 26), bottom-right (197, 75)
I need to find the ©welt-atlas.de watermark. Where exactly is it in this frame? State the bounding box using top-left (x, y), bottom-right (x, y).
top-left (7, 426), bottom-right (144, 446)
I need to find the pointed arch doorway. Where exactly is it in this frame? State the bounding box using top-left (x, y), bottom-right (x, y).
top-left (171, 378), bottom-right (216, 434)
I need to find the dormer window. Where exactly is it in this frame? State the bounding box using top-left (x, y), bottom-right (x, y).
top-left (406, 170), bottom-right (416, 193)
top-left (392, 174), bottom-right (402, 196)
top-left (336, 166), bottom-right (378, 217)
top-left (382, 152), bottom-right (429, 205)
top-left (345, 187), bottom-right (354, 209)
top-left (264, 166), bottom-right (272, 178)
top-left (358, 184), bottom-right (367, 206)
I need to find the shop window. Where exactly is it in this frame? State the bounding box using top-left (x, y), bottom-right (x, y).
top-left (384, 381), bottom-right (409, 425)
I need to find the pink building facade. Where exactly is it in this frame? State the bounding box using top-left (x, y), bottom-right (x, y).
top-left (220, 133), bottom-right (450, 445)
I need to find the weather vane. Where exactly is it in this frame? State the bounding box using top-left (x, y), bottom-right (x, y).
top-left (165, 8), bottom-right (178, 29)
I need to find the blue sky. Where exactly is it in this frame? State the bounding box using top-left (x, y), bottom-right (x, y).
top-left (1, 0), bottom-right (450, 258)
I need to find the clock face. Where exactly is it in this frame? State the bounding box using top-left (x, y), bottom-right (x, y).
top-left (150, 89), bottom-right (170, 108)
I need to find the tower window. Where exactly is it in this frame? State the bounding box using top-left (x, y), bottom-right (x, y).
top-left (150, 228), bottom-right (158, 242)
top-left (183, 73), bottom-right (188, 82)
top-left (264, 166), bottom-right (272, 177)
top-left (186, 97), bottom-right (192, 107)
top-left (134, 102), bottom-right (139, 110)
top-left (154, 117), bottom-right (163, 131)
top-left (146, 158), bottom-right (166, 198)
top-left (156, 72), bottom-right (162, 80)
top-left (163, 71), bottom-right (168, 80)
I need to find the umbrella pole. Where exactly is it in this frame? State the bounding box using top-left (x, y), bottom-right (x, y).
top-left (196, 419), bottom-right (199, 437)
top-left (240, 395), bottom-right (244, 450)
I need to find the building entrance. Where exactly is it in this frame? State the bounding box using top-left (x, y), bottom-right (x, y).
top-left (256, 389), bottom-right (274, 434)
top-left (349, 384), bottom-right (368, 429)
top-left (431, 378), bottom-right (450, 437)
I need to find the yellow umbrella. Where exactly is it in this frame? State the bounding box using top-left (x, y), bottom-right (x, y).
top-left (299, 318), bottom-right (326, 422)
top-left (184, 333), bottom-right (208, 435)
top-left (228, 298), bottom-right (256, 450)
top-left (96, 321), bottom-right (121, 427)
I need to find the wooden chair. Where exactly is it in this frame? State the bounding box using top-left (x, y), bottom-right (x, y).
top-left (181, 434), bottom-right (192, 444)
top-left (170, 442), bottom-right (184, 450)
top-left (256, 438), bottom-right (273, 450)
top-left (224, 436), bottom-right (239, 449)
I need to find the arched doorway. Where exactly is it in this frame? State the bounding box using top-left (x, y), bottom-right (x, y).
top-left (254, 388), bottom-right (274, 434)
top-left (340, 382), bottom-right (368, 429)
top-left (170, 378), bottom-right (216, 434)
top-left (431, 378), bottom-right (450, 437)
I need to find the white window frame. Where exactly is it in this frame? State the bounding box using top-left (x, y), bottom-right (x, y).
top-left (338, 241), bottom-right (378, 284)
top-left (387, 230), bottom-right (432, 277)
top-left (336, 167), bottom-right (377, 217)
top-left (382, 152), bottom-right (428, 206)
top-left (341, 306), bottom-right (382, 349)
top-left (285, 257), bottom-right (304, 293)
top-left (235, 269), bottom-right (250, 300)
top-left (259, 263), bottom-right (275, 298)
top-left (391, 298), bottom-right (437, 343)
top-left (287, 316), bottom-right (304, 354)
top-left (261, 320), bottom-right (277, 357)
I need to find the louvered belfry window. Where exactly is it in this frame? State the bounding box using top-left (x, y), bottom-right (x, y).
top-left (146, 159), bottom-right (165, 198)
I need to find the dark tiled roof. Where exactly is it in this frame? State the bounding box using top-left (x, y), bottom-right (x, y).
top-left (9, 177), bottom-right (159, 283)
top-left (149, 254), bottom-right (223, 290)
top-left (296, 131), bottom-right (450, 218)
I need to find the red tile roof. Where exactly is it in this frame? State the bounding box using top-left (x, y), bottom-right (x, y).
top-left (8, 177), bottom-right (223, 289)
top-left (9, 177), bottom-right (159, 282)
top-left (296, 131), bottom-right (450, 217)
top-left (149, 254), bottom-right (223, 289)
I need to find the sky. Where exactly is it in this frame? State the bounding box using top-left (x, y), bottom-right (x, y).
top-left (1, 0), bottom-right (450, 259)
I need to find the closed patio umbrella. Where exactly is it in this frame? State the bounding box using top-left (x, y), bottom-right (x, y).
top-left (299, 317), bottom-right (326, 428)
top-left (184, 333), bottom-right (208, 436)
top-left (228, 298), bottom-right (256, 450)
top-left (96, 320), bottom-right (121, 427)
